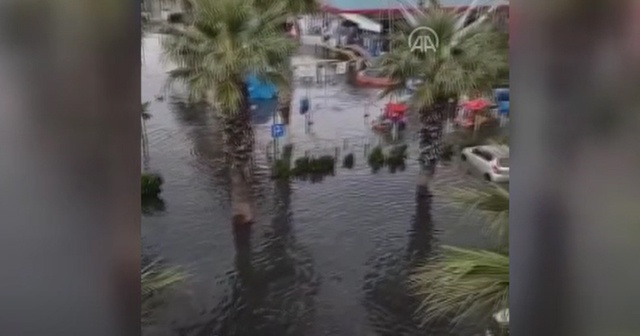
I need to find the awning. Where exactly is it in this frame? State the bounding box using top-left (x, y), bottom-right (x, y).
top-left (338, 13), bottom-right (382, 33)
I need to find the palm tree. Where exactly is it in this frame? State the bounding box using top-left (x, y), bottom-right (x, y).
top-left (161, 0), bottom-right (297, 224)
top-left (410, 185), bottom-right (509, 331)
top-left (378, 1), bottom-right (507, 180)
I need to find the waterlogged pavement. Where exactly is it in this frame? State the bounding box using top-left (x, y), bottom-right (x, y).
top-left (142, 35), bottom-right (501, 336)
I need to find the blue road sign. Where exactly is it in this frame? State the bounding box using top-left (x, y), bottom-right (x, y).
top-left (271, 124), bottom-right (285, 138)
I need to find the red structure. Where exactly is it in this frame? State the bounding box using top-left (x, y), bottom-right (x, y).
top-left (371, 101), bottom-right (408, 132)
top-left (454, 98), bottom-right (492, 129)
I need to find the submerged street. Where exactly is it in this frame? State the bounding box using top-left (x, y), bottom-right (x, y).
top-left (142, 35), bottom-right (500, 336)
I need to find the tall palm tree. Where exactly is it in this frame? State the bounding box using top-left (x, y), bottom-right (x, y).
top-left (378, 1), bottom-right (507, 180)
top-left (162, 0), bottom-right (296, 224)
top-left (410, 185), bottom-right (509, 331)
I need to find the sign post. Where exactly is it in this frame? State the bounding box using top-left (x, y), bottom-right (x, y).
top-left (271, 123), bottom-right (285, 159)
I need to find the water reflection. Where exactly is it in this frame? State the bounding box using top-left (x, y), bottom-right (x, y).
top-left (363, 186), bottom-right (437, 336)
top-left (250, 99), bottom-right (279, 125)
top-left (142, 196), bottom-right (167, 215)
top-left (177, 180), bottom-right (319, 336)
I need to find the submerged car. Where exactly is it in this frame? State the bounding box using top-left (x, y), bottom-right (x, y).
top-left (461, 145), bottom-right (510, 182)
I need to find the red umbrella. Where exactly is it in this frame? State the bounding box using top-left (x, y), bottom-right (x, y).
top-left (462, 99), bottom-right (490, 111)
top-left (384, 102), bottom-right (408, 120)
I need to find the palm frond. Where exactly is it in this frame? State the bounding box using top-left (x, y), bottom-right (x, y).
top-left (161, 0), bottom-right (296, 112)
top-left (141, 261), bottom-right (186, 324)
top-left (446, 185), bottom-right (509, 247)
top-left (410, 246), bottom-right (509, 326)
top-left (377, 5), bottom-right (507, 110)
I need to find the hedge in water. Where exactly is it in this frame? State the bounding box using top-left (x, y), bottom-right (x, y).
top-left (367, 146), bottom-right (385, 171)
top-left (292, 155), bottom-right (335, 176)
top-left (141, 173), bottom-right (163, 198)
top-left (271, 144), bottom-right (294, 179)
top-left (342, 153), bottom-right (355, 169)
top-left (368, 145), bottom-right (408, 172)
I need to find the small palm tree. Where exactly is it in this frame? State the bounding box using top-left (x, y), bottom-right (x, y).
top-left (162, 0), bottom-right (297, 223)
top-left (378, 1), bottom-right (507, 178)
top-left (410, 247), bottom-right (508, 327)
top-left (410, 185), bottom-right (509, 329)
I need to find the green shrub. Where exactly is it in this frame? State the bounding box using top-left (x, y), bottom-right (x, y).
top-left (342, 153), bottom-right (355, 168)
top-left (385, 144), bottom-right (408, 172)
top-left (440, 143), bottom-right (454, 161)
top-left (311, 155), bottom-right (336, 174)
top-left (368, 146), bottom-right (385, 171)
top-left (272, 159), bottom-right (292, 179)
top-left (291, 155), bottom-right (335, 179)
top-left (141, 173), bottom-right (163, 198)
top-left (271, 145), bottom-right (294, 179)
top-left (292, 157), bottom-right (311, 176)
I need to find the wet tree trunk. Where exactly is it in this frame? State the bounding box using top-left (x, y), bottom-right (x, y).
top-left (416, 98), bottom-right (448, 185)
top-left (221, 83), bottom-right (255, 225)
top-left (278, 18), bottom-right (299, 126)
top-left (278, 70), bottom-right (293, 125)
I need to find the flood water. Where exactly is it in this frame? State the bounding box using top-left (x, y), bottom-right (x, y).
top-left (141, 35), bottom-right (497, 336)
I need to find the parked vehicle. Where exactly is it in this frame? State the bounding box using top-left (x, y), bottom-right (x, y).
top-left (461, 145), bottom-right (509, 182)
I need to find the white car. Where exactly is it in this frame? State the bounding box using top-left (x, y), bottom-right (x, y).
top-left (461, 145), bottom-right (510, 182)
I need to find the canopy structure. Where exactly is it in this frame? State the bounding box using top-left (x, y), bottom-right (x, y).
top-left (384, 102), bottom-right (408, 120)
top-left (338, 13), bottom-right (382, 33)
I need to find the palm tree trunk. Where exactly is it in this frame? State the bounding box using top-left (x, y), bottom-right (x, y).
top-left (417, 98), bottom-right (448, 183)
top-left (222, 83), bottom-right (255, 225)
top-left (278, 18), bottom-right (298, 126)
top-left (278, 68), bottom-right (293, 126)
top-left (141, 119), bottom-right (150, 171)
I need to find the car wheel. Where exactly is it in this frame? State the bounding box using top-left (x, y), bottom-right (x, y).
top-left (483, 173), bottom-right (492, 182)
top-left (461, 154), bottom-right (467, 161)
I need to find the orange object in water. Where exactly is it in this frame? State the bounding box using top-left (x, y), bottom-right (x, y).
top-left (355, 70), bottom-right (394, 88)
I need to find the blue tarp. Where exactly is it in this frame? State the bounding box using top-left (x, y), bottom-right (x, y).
top-left (245, 74), bottom-right (277, 100)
